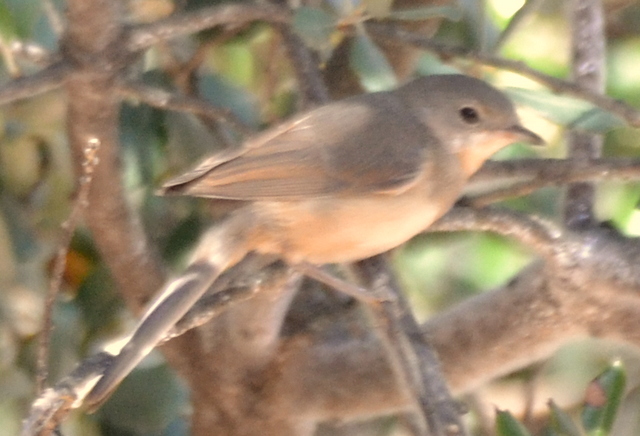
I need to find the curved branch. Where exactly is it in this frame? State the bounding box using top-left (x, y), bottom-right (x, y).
top-left (428, 207), bottom-right (562, 261)
top-left (127, 4), bottom-right (290, 52)
top-left (0, 61), bottom-right (71, 105)
top-left (117, 82), bottom-right (254, 136)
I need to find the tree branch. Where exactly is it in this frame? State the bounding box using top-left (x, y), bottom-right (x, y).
top-left (0, 61), bottom-right (70, 105)
top-left (469, 158), bottom-right (640, 205)
top-left (564, 0), bottom-right (606, 228)
top-left (127, 4), bottom-right (290, 52)
top-left (116, 81), bottom-right (254, 136)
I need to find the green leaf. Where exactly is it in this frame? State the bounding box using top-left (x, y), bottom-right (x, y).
top-left (0, 1), bottom-right (18, 42)
top-left (349, 29), bottom-right (397, 92)
top-left (581, 360), bottom-right (626, 436)
top-left (388, 5), bottom-right (462, 21)
top-left (292, 6), bottom-right (336, 54)
top-left (361, 0), bottom-right (394, 19)
top-left (548, 400), bottom-right (582, 436)
top-left (496, 409), bottom-right (532, 436)
top-left (505, 87), bottom-right (625, 133)
top-left (98, 362), bottom-right (188, 433)
top-left (219, 41), bottom-right (255, 88)
top-left (198, 74), bottom-right (260, 127)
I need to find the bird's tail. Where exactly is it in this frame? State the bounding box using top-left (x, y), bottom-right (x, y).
top-left (83, 211), bottom-right (255, 410)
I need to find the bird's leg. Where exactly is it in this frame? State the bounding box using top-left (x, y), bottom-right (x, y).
top-left (293, 262), bottom-right (388, 304)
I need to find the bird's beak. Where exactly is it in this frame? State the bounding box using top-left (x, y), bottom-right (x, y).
top-left (506, 125), bottom-right (545, 146)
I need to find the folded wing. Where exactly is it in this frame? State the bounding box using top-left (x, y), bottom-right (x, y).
top-left (160, 93), bottom-right (436, 200)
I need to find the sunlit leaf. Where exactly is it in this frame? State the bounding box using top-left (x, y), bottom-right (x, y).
top-left (496, 409), bottom-right (532, 436)
top-left (349, 29), bottom-right (397, 91)
top-left (0, 1), bottom-right (18, 42)
top-left (548, 400), bottom-right (582, 436)
top-left (361, 0), bottom-right (393, 18)
top-left (292, 6), bottom-right (336, 53)
top-left (506, 87), bottom-right (625, 132)
top-left (581, 361), bottom-right (626, 436)
top-left (199, 74), bottom-right (260, 127)
top-left (218, 41), bottom-right (255, 88)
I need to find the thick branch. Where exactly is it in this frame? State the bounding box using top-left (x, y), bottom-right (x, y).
top-left (429, 207), bottom-right (561, 261)
top-left (61, 0), bottom-right (201, 425)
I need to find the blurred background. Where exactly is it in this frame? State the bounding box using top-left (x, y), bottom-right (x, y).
top-left (1, 0), bottom-right (640, 435)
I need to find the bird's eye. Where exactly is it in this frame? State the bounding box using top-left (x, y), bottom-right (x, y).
top-left (459, 106), bottom-right (480, 124)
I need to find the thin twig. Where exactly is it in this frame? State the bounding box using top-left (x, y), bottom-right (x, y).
top-left (564, 0), bottom-right (606, 228)
top-left (10, 41), bottom-right (57, 66)
top-left (275, 23), bottom-right (330, 107)
top-left (365, 21), bottom-right (640, 127)
top-left (23, 353), bottom-right (114, 436)
top-left (116, 81), bottom-right (254, 136)
top-left (43, 0), bottom-right (66, 37)
top-left (0, 61), bottom-right (70, 105)
top-left (36, 138), bottom-right (101, 394)
top-left (127, 3), bottom-right (290, 52)
top-left (492, 0), bottom-right (546, 53)
top-left (475, 158), bottom-right (640, 183)
top-left (470, 158), bottom-right (640, 205)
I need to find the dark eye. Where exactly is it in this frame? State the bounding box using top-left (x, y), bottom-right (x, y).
top-left (459, 106), bottom-right (480, 124)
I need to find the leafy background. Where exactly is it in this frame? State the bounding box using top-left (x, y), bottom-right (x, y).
top-left (1, 0), bottom-right (640, 435)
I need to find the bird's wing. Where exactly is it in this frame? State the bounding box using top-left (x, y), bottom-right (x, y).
top-left (160, 94), bottom-right (434, 200)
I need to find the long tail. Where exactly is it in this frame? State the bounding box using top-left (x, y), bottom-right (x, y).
top-left (83, 211), bottom-right (254, 410)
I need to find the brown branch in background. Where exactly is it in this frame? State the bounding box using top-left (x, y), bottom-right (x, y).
top-left (365, 21), bottom-right (640, 127)
top-left (127, 3), bottom-right (290, 52)
top-left (564, 0), bottom-right (606, 228)
top-left (274, 24), bottom-right (330, 107)
top-left (36, 139), bottom-right (100, 395)
top-left (116, 82), bottom-right (255, 136)
top-left (64, 0), bottom-right (165, 309)
top-left (492, 0), bottom-right (545, 53)
top-left (0, 62), bottom-right (71, 105)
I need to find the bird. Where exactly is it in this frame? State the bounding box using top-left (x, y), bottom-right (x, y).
top-left (83, 74), bottom-right (543, 409)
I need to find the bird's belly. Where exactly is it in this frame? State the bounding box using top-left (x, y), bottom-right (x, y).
top-left (252, 193), bottom-right (452, 264)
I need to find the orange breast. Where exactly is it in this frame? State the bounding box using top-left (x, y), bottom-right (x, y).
top-left (250, 178), bottom-right (463, 264)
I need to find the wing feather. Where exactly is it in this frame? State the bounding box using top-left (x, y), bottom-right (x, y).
top-left (161, 93), bottom-right (435, 200)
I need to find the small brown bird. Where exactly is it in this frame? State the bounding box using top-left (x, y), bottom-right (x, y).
top-left (84, 74), bottom-right (542, 408)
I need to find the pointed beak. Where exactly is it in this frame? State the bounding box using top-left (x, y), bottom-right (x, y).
top-left (506, 125), bottom-right (544, 146)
